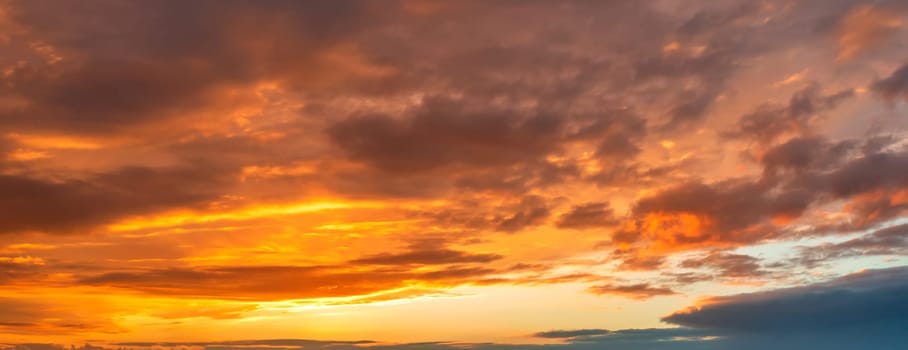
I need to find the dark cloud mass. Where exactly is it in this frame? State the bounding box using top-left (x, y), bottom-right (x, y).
top-left (0, 165), bottom-right (233, 234)
top-left (663, 267), bottom-right (908, 338)
top-left (327, 98), bottom-right (567, 174)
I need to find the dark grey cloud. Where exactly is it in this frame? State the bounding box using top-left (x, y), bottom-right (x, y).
top-left (872, 62), bottom-right (908, 101)
top-left (761, 137), bottom-right (857, 176)
top-left (412, 196), bottom-right (556, 234)
top-left (823, 150), bottom-right (908, 198)
top-left (0, 164), bottom-right (234, 234)
top-left (327, 98), bottom-right (567, 174)
top-left (680, 251), bottom-right (766, 278)
top-left (556, 202), bottom-right (618, 229)
top-left (494, 196), bottom-right (552, 233)
top-left (533, 329), bottom-right (610, 339)
top-left (0, 0), bottom-right (869, 215)
top-left (726, 84), bottom-right (854, 145)
top-left (607, 247), bottom-right (668, 270)
top-left (325, 97), bottom-right (649, 198)
top-left (797, 223), bottom-right (908, 266)
top-left (663, 266), bottom-right (908, 333)
top-left (1, 0), bottom-right (385, 134)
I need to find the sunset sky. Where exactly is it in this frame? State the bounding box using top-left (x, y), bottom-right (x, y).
top-left (1, 0), bottom-right (907, 349)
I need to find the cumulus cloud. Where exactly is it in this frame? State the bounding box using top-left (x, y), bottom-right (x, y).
top-left (616, 179), bottom-right (811, 250)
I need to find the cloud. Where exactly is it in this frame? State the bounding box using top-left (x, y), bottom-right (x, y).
top-left (611, 135), bottom-right (908, 258)
top-left (726, 84), bottom-right (854, 145)
top-left (0, 297), bottom-right (121, 335)
top-left (74, 261), bottom-right (589, 301)
top-left (416, 195), bottom-right (555, 233)
top-left (837, 4), bottom-right (905, 61)
top-left (10, 267), bottom-right (908, 348)
top-left (617, 179), bottom-right (811, 250)
top-left (532, 329), bottom-right (610, 339)
top-left (493, 196), bottom-right (552, 233)
top-left (760, 137), bottom-right (856, 176)
top-left (10, 329), bottom-right (725, 350)
top-left (110, 340), bottom-right (375, 350)
top-left (663, 266), bottom-right (908, 332)
top-left (824, 150), bottom-right (908, 197)
top-left (351, 248), bottom-right (502, 265)
top-left (679, 251), bottom-right (766, 279)
top-left (587, 283), bottom-right (677, 300)
top-left (0, 165), bottom-right (235, 234)
top-left (0, 1), bottom-right (386, 134)
top-left (556, 202), bottom-right (618, 229)
top-left (77, 265), bottom-right (467, 300)
top-left (1, 0), bottom-right (907, 344)
top-left (797, 223), bottom-right (908, 266)
top-left (326, 98), bottom-right (566, 174)
top-left (872, 62), bottom-right (908, 102)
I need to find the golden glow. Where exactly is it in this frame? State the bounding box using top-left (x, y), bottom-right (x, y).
top-left (7, 148), bottom-right (48, 160)
top-left (773, 69), bottom-right (808, 87)
top-left (9, 133), bottom-right (102, 150)
top-left (108, 200), bottom-right (387, 232)
top-left (639, 212), bottom-right (713, 250)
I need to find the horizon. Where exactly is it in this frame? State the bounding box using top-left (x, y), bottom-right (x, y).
top-left (0, 1), bottom-right (907, 349)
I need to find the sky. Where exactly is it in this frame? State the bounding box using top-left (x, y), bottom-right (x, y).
top-left (0, 0), bottom-right (907, 349)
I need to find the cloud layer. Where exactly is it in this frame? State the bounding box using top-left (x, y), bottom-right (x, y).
top-left (0, 0), bottom-right (906, 344)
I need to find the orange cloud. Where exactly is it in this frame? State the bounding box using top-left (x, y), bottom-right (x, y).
top-left (837, 5), bottom-right (904, 61)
